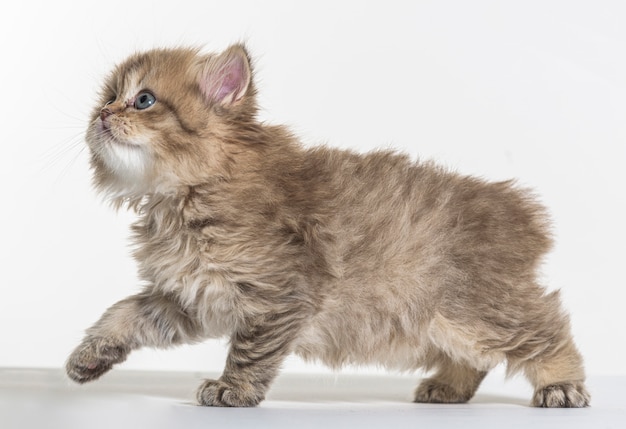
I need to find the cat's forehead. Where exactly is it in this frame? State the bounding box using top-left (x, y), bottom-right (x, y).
top-left (112, 54), bottom-right (155, 96)
top-left (113, 48), bottom-right (200, 94)
top-left (113, 69), bottom-right (142, 99)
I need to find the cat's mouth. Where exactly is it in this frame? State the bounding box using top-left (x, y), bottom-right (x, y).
top-left (99, 129), bottom-right (142, 151)
top-left (97, 120), bottom-right (143, 150)
top-left (106, 136), bottom-right (142, 150)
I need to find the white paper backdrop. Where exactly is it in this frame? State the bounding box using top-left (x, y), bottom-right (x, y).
top-left (1, 0), bottom-right (624, 376)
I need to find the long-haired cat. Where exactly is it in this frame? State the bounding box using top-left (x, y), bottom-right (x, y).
top-left (66, 44), bottom-right (589, 408)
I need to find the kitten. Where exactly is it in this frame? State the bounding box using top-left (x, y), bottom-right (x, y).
top-left (66, 44), bottom-right (589, 408)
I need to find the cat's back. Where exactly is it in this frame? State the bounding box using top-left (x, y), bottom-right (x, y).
top-left (297, 146), bottom-right (553, 316)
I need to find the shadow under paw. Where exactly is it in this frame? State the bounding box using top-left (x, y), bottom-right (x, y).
top-left (532, 382), bottom-right (590, 408)
top-left (66, 337), bottom-right (129, 384)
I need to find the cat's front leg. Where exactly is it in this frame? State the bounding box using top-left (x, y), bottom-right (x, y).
top-left (197, 311), bottom-right (304, 407)
top-left (66, 335), bottom-right (130, 383)
top-left (66, 290), bottom-right (201, 383)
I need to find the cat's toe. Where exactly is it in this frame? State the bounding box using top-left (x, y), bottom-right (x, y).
top-left (197, 378), bottom-right (264, 407)
top-left (66, 338), bottom-right (128, 383)
top-left (532, 382), bottom-right (590, 408)
top-left (414, 379), bottom-right (473, 404)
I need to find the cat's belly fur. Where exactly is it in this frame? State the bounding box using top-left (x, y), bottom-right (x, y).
top-left (291, 273), bottom-right (434, 372)
top-left (291, 261), bottom-right (506, 372)
top-left (294, 300), bottom-right (503, 372)
top-left (294, 311), bottom-right (430, 371)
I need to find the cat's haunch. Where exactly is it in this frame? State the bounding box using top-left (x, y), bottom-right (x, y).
top-left (66, 44), bottom-right (589, 408)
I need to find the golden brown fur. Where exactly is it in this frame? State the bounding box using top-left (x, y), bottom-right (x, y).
top-left (66, 45), bottom-right (589, 408)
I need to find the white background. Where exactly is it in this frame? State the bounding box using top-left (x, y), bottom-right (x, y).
top-left (0, 1), bottom-right (624, 377)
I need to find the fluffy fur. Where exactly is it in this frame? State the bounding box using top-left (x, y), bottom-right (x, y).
top-left (66, 44), bottom-right (589, 408)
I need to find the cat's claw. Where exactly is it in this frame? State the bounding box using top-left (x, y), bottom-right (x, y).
top-left (66, 337), bottom-right (129, 383)
top-left (196, 378), bottom-right (264, 407)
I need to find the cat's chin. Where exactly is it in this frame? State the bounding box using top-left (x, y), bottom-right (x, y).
top-left (92, 153), bottom-right (188, 205)
top-left (93, 138), bottom-right (151, 180)
top-left (106, 135), bottom-right (143, 151)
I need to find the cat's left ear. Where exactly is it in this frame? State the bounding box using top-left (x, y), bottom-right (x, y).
top-left (199, 44), bottom-right (252, 106)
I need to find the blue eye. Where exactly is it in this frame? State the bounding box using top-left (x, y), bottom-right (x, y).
top-left (134, 91), bottom-right (156, 110)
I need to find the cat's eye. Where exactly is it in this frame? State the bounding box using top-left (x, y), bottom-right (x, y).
top-left (134, 91), bottom-right (156, 110)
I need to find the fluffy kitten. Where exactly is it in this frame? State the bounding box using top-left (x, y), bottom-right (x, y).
top-left (66, 44), bottom-right (589, 408)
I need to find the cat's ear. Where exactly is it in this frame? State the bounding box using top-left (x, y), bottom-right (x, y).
top-left (199, 45), bottom-right (252, 106)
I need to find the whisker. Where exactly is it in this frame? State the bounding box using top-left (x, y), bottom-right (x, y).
top-left (54, 146), bottom-right (89, 185)
top-left (38, 129), bottom-right (90, 184)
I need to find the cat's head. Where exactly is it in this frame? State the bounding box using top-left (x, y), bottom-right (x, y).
top-left (86, 44), bottom-right (256, 203)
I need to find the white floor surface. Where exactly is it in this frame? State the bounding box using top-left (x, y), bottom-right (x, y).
top-left (1, 368), bottom-right (624, 429)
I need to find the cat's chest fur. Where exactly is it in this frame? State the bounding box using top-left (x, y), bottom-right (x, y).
top-left (131, 194), bottom-right (241, 337)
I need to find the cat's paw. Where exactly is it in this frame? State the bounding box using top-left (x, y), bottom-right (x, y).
top-left (414, 379), bottom-right (474, 404)
top-left (196, 378), bottom-right (264, 407)
top-left (66, 337), bottom-right (129, 383)
top-left (532, 382), bottom-right (590, 408)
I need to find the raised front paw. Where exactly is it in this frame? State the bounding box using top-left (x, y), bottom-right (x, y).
top-left (66, 337), bottom-right (129, 383)
top-left (196, 378), bottom-right (264, 407)
top-left (532, 382), bottom-right (590, 408)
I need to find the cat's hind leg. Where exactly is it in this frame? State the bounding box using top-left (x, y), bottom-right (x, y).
top-left (519, 332), bottom-right (590, 407)
top-left (66, 290), bottom-right (202, 383)
top-left (508, 292), bottom-right (590, 408)
top-left (414, 353), bottom-right (488, 404)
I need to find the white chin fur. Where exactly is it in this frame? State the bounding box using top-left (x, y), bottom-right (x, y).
top-left (87, 135), bottom-right (153, 199)
top-left (102, 140), bottom-right (150, 178)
